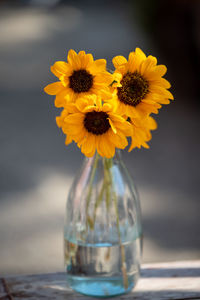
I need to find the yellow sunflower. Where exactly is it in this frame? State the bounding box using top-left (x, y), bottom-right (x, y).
top-left (59, 95), bottom-right (132, 158)
top-left (129, 115), bottom-right (157, 151)
top-left (44, 50), bottom-right (113, 108)
top-left (111, 48), bottom-right (174, 118)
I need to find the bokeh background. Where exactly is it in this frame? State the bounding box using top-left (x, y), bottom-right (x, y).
top-left (0, 0), bottom-right (200, 275)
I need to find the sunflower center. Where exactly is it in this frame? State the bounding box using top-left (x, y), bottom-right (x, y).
top-left (84, 111), bottom-right (110, 135)
top-left (117, 71), bottom-right (149, 106)
top-left (69, 69), bottom-right (93, 93)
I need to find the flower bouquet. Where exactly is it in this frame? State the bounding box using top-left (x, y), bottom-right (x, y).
top-left (44, 49), bottom-right (173, 297)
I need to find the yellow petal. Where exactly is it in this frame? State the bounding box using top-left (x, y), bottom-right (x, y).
top-left (65, 102), bottom-right (79, 113)
top-left (142, 142), bottom-right (150, 149)
top-left (135, 47), bottom-right (146, 60)
top-left (139, 102), bottom-right (161, 114)
top-left (142, 99), bottom-right (157, 105)
top-left (81, 134), bottom-right (96, 156)
top-left (112, 72), bottom-right (123, 84)
top-left (99, 136), bottom-right (115, 158)
top-left (56, 109), bottom-right (69, 127)
top-left (78, 50), bottom-right (86, 56)
top-left (56, 116), bottom-right (62, 128)
top-left (108, 113), bottom-right (127, 123)
top-left (75, 129), bottom-right (87, 144)
top-left (112, 56), bottom-right (127, 69)
top-left (150, 78), bottom-right (171, 89)
top-left (147, 55), bottom-right (157, 66)
top-left (99, 88), bottom-right (113, 100)
top-left (104, 138), bottom-right (115, 158)
top-left (92, 59), bottom-right (107, 71)
top-left (54, 89), bottom-right (69, 108)
top-left (94, 73), bottom-right (113, 84)
top-left (148, 116), bottom-right (157, 130)
top-left (77, 51), bottom-right (87, 68)
top-left (67, 49), bottom-right (77, 65)
top-left (154, 65), bottom-right (167, 77)
top-left (108, 130), bottom-right (128, 149)
top-left (127, 52), bottom-right (137, 72)
top-left (76, 97), bottom-right (93, 111)
top-left (63, 124), bottom-right (82, 135)
top-left (64, 113), bottom-right (84, 124)
top-left (109, 118), bottom-right (117, 134)
top-left (65, 135), bottom-right (73, 145)
top-left (50, 66), bottom-right (60, 78)
top-left (85, 53), bottom-right (94, 66)
top-left (96, 137), bottom-right (104, 157)
top-left (102, 103), bottom-right (112, 112)
top-left (44, 82), bottom-right (63, 95)
top-left (119, 122), bottom-right (133, 136)
top-left (155, 98), bottom-right (170, 104)
top-left (95, 96), bottom-right (102, 109)
top-left (125, 105), bottom-right (140, 118)
top-left (83, 105), bottom-right (97, 113)
top-left (128, 48), bottom-right (146, 72)
top-left (52, 61), bottom-right (70, 75)
top-left (150, 86), bottom-right (174, 99)
top-left (140, 56), bottom-right (157, 75)
top-left (78, 51), bottom-right (94, 68)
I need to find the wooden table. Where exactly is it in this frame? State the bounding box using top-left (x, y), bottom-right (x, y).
top-left (1, 261), bottom-right (200, 300)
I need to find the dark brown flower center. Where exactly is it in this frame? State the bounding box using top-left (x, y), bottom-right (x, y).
top-left (117, 71), bottom-right (149, 106)
top-left (84, 111), bottom-right (110, 135)
top-left (69, 69), bottom-right (93, 93)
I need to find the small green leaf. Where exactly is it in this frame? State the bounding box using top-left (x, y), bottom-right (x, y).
top-left (87, 216), bottom-right (94, 230)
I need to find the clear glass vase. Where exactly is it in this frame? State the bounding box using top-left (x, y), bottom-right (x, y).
top-left (64, 150), bottom-right (142, 297)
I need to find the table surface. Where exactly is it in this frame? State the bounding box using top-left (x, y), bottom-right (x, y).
top-left (0, 261), bottom-right (200, 300)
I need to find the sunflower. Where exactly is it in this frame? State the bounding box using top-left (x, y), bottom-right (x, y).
top-left (44, 50), bottom-right (113, 108)
top-left (129, 115), bottom-right (157, 151)
top-left (111, 48), bottom-right (174, 118)
top-left (59, 95), bottom-right (132, 158)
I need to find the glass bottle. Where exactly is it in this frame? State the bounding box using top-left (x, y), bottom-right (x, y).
top-left (64, 150), bottom-right (142, 297)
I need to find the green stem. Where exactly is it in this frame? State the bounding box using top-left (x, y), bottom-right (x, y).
top-left (86, 153), bottom-right (99, 230)
top-left (104, 158), bottom-right (112, 211)
top-left (113, 191), bottom-right (129, 289)
top-left (93, 158), bottom-right (111, 224)
top-left (93, 182), bottom-right (106, 224)
top-left (107, 159), bottom-right (129, 290)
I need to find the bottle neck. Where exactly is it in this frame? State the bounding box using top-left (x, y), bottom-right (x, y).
top-left (87, 149), bottom-right (122, 165)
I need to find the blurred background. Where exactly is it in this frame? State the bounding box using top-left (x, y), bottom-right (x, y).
top-left (0, 0), bottom-right (200, 275)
